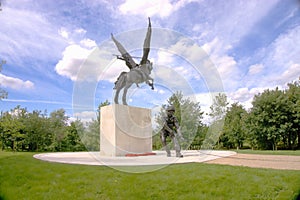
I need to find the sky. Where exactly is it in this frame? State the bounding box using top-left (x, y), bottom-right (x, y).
top-left (0, 0), bottom-right (300, 122)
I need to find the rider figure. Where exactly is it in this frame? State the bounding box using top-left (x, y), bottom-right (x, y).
top-left (111, 18), bottom-right (154, 94)
top-left (113, 58), bottom-right (154, 90)
top-left (160, 105), bottom-right (183, 157)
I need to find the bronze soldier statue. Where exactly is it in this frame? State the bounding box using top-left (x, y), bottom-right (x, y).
top-left (160, 105), bottom-right (183, 157)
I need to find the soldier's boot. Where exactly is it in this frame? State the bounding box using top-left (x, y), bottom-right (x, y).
top-left (176, 151), bottom-right (183, 158)
top-left (166, 150), bottom-right (171, 157)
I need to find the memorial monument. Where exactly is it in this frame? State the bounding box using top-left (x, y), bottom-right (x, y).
top-left (100, 18), bottom-right (154, 156)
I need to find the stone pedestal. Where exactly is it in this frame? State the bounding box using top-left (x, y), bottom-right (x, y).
top-left (100, 104), bottom-right (152, 156)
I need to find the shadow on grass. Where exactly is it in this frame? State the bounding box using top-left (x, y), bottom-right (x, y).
top-left (295, 191), bottom-right (300, 200)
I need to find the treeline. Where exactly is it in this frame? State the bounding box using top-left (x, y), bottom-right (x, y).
top-left (1, 80), bottom-right (299, 152)
top-left (154, 79), bottom-right (300, 151)
top-left (0, 106), bottom-right (102, 152)
top-left (220, 79), bottom-right (300, 150)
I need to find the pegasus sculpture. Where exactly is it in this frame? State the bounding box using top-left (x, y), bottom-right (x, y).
top-left (111, 18), bottom-right (154, 105)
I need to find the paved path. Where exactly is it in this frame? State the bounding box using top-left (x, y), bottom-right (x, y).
top-left (34, 150), bottom-right (235, 166)
top-left (205, 153), bottom-right (300, 170)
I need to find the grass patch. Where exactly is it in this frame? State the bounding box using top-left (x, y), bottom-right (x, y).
top-left (235, 149), bottom-right (300, 156)
top-left (0, 151), bottom-right (300, 199)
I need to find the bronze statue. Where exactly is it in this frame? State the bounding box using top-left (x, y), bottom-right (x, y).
top-left (160, 105), bottom-right (183, 157)
top-left (111, 18), bottom-right (154, 105)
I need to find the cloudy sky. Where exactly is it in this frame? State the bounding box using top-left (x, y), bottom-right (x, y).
top-left (0, 0), bottom-right (300, 120)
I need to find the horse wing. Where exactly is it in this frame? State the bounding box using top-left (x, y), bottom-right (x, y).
top-left (140, 17), bottom-right (152, 66)
top-left (111, 33), bottom-right (137, 69)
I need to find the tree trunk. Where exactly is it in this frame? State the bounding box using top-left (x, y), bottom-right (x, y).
top-left (298, 131), bottom-right (300, 149)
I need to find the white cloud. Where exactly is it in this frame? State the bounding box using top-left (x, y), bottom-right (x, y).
top-left (58, 28), bottom-right (69, 40)
top-left (55, 44), bottom-right (94, 81)
top-left (248, 64), bottom-right (264, 75)
top-left (246, 26), bottom-right (300, 89)
top-left (274, 63), bottom-right (300, 85)
top-left (158, 89), bottom-right (165, 94)
top-left (80, 38), bottom-right (97, 49)
top-left (153, 65), bottom-right (189, 90)
top-left (55, 41), bottom-right (121, 82)
top-left (229, 87), bottom-right (264, 102)
top-left (0, 6), bottom-right (66, 64)
top-left (271, 26), bottom-right (300, 67)
top-left (55, 27), bottom-right (127, 82)
top-left (155, 49), bottom-right (198, 81)
top-left (156, 50), bottom-right (174, 65)
top-left (169, 37), bottom-right (207, 63)
top-left (228, 87), bottom-right (270, 110)
top-left (54, 26), bottom-right (118, 82)
top-left (73, 111), bottom-right (97, 121)
top-left (119, 0), bottom-right (198, 18)
top-left (98, 59), bottom-right (129, 83)
top-left (0, 74), bottom-right (34, 90)
top-left (152, 36), bottom-right (225, 92)
top-left (209, 1), bottom-right (279, 45)
top-left (201, 37), bottom-right (240, 91)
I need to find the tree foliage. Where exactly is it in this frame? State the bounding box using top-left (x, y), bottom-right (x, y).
top-left (222, 103), bottom-right (247, 149)
top-left (1, 78), bottom-right (300, 152)
top-left (209, 93), bottom-right (229, 121)
top-left (0, 101), bottom-right (110, 152)
top-left (246, 80), bottom-right (300, 150)
top-left (202, 93), bottom-right (229, 149)
top-left (221, 78), bottom-right (300, 150)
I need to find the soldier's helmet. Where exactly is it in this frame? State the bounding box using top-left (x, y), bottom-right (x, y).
top-left (166, 105), bottom-right (175, 112)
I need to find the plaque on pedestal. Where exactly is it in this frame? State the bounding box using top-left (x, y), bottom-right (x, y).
top-left (100, 104), bottom-right (152, 156)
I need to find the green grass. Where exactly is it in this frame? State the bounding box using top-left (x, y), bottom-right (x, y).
top-left (0, 151), bottom-right (300, 200)
top-left (235, 149), bottom-right (300, 156)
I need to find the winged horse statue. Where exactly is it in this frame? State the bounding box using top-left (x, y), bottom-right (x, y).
top-left (111, 18), bottom-right (154, 105)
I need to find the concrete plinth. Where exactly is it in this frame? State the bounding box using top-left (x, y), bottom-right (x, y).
top-left (100, 104), bottom-right (152, 156)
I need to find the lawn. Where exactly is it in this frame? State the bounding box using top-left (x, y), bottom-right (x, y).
top-left (0, 151), bottom-right (299, 200)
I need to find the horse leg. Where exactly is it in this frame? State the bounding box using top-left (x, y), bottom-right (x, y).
top-left (114, 73), bottom-right (127, 104)
top-left (150, 80), bottom-right (154, 90)
top-left (122, 83), bottom-right (132, 105)
top-left (114, 88), bottom-right (120, 104)
top-left (147, 77), bottom-right (154, 90)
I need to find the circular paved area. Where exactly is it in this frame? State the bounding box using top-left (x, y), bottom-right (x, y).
top-left (34, 150), bottom-right (235, 166)
top-left (205, 153), bottom-right (300, 170)
top-left (34, 151), bottom-right (300, 171)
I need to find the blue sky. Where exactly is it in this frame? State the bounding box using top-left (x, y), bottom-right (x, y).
top-left (0, 0), bottom-right (300, 121)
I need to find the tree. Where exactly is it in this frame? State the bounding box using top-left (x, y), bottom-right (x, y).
top-left (83, 119), bottom-right (100, 151)
top-left (0, 106), bottom-right (27, 151)
top-left (82, 100), bottom-right (110, 151)
top-left (285, 78), bottom-right (300, 149)
top-left (202, 93), bottom-right (229, 149)
top-left (23, 110), bottom-right (53, 151)
top-left (63, 120), bottom-right (86, 151)
top-left (209, 93), bottom-right (229, 121)
top-left (222, 103), bottom-right (247, 149)
top-left (250, 88), bottom-right (289, 150)
top-left (49, 109), bottom-right (68, 151)
top-left (96, 100), bottom-right (110, 123)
